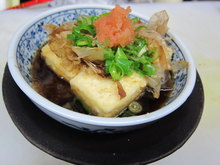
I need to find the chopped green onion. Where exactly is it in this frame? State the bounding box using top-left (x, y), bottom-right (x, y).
top-left (67, 14), bottom-right (98, 47)
top-left (143, 64), bottom-right (156, 76)
top-left (104, 37), bottom-right (157, 80)
top-left (115, 47), bottom-right (128, 60)
top-left (80, 25), bottom-right (95, 36)
top-left (75, 40), bottom-right (89, 46)
top-left (104, 48), bottom-right (115, 60)
top-left (137, 45), bottom-right (148, 57)
top-left (67, 34), bottom-right (75, 40)
top-left (134, 25), bottom-right (148, 32)
top-left (105, 59), bottom-right (113, 74)
top-left (131, 17), bottom-right (139, 23)
top-left (92, 12), bottom-right (110, 21)
top-left (109, 63), bottom-right (124, 80)
top-left (104, 47), bottom-right (134, 80)
top-left (116, 59), bottom-right (133, 75)
top-left (128, 101), bottom-right (142, 114)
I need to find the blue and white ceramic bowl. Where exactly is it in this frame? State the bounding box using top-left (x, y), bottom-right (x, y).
top-left (8, 5), bottom-right (196, 133)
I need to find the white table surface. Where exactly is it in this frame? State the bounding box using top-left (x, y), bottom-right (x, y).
top-left (1, 1), bottom-right (220, 165)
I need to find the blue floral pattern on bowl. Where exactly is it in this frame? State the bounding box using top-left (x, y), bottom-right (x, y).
top-left (16, 7), bottom-right (187, 114)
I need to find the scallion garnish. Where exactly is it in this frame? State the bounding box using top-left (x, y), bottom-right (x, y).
top-left (67, 13), bottom-right (158, 80)
top-left (104, 37), bottom-right (157, 80)
top-left (128, 101), bottom-right (142, 114)
top-left (131, 17), bottom-right (139, 23)
top-left (134, 25), bottom-right (148, 32)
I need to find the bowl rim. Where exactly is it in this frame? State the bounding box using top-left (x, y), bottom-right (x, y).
top-left (7, 4), bottom-right (197, 127)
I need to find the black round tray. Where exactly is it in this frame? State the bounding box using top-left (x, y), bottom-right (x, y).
top-left (2, 65), bottom-right (204, 165)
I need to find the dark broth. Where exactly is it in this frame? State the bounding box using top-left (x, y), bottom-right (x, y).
top-left (32, 50), bottom-right (172, 117)
top-left (32, 53), bottom-right (74, 106)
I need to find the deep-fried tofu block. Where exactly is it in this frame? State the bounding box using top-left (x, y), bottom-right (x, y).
top-left (41, 44), bottom-right (81, 81)
top-left (70, 72), bottom-right (147, 117)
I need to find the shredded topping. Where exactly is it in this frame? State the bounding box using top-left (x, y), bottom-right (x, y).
top-left (94, 5), bottom-right (135, 48)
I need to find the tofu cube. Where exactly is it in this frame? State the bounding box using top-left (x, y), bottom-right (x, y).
top-left (41, 44), bottom-right (80, 81)
top-left (70, 71), bottom-right (147, 117)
